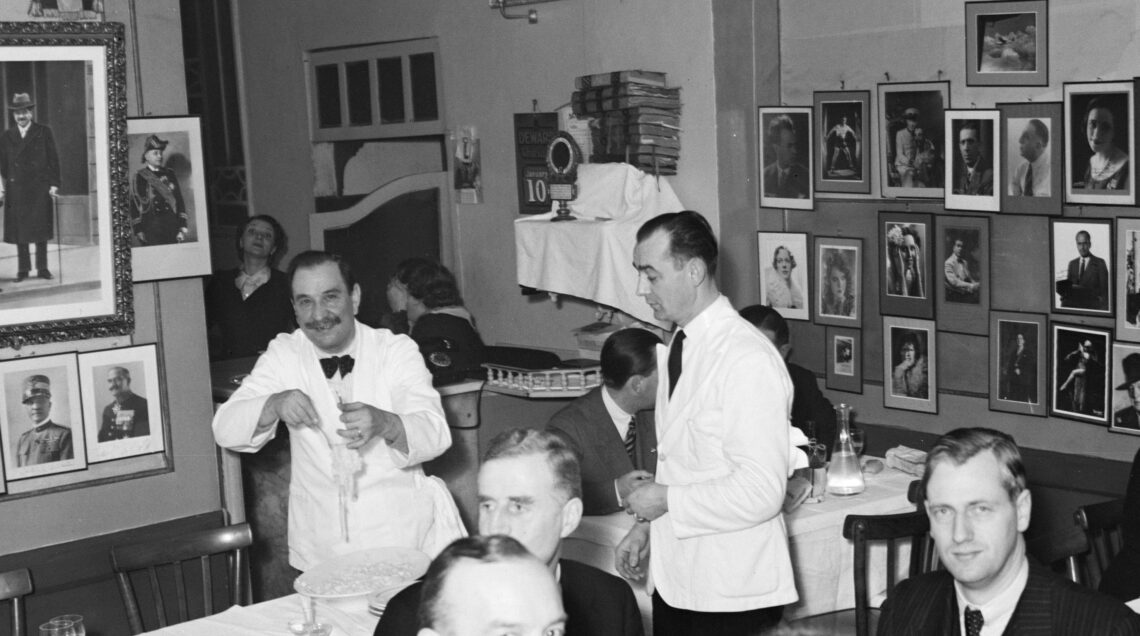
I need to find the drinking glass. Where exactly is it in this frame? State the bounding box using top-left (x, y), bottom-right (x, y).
top-left (806, 443), bottom-right (828, 502)
top-left (51, 616), bottom-right (84, 636)
top-left (39, 619), bottom-right (76, 636)
top-left (849, 427), bottom-right (865, 456)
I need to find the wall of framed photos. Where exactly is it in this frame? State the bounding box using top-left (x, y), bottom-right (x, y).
top-left (770, 0), bottom-right (1140, 463)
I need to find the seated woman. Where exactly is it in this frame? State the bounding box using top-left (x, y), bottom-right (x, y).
top-left (386, 257), bottom-right (485, 385)
top-left (204, 215), bottom-right (294, 360)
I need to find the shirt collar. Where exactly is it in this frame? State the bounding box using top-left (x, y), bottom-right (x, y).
top-left (601, 385), bottom-right (633, 436)
top-left (679, 294), bottom-right (731, 343)
top-left (954, 555), bottom-right (1028, 636)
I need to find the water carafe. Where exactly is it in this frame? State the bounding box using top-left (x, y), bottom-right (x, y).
top-left (826, 403), bottom-right (865, 496)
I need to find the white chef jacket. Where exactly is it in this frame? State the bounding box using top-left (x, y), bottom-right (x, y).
top-left (648, 295), bottom-right (798, 611)
top-left (212, 321), bottom-right (459, 570)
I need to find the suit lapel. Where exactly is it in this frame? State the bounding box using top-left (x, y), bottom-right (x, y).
top-left (1002, 565), bottom-right (1054, 635)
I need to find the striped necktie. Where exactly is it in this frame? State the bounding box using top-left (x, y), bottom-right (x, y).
top-left (624, 417), bottom-right (637, 462)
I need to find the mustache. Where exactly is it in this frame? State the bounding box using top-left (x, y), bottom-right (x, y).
top-left (304, 315), bottom-right (342, 331)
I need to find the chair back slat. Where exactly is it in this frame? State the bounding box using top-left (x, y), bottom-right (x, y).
top-left (110, 522), bottom-right (253, 634)
top-left (0, 568), bottom-right (33, 636)
top-left (843, 510), bottom-right (935, 636)
top-left (1074, 498), bottom-right (1125, 590)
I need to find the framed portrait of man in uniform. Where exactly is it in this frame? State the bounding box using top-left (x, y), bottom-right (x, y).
top-left (877, 81), bottom-right (950, 199)
top-left (78, 344), bottom-right (165, 463)
top-left (0, 352), bottom-right (85, 481)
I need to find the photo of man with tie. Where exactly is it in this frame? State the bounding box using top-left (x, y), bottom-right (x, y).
top-left (1008, 117), bottom-right (1051, 197)
top-left (1055, 227), bottom-right (1110, 312)
top-left (761, 113), bottom-right (810, 200)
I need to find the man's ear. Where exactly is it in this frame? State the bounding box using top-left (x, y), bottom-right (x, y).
top-left (687, 257), bottom-right (708, 286)
top-left (559, 496), bottom-right (584, 539)
top-left (351, 283), bottom-right (362, 315)
top-left (1015, 488), bottom-right (1031, 533)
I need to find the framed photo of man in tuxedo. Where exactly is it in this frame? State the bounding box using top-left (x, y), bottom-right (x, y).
top-left (989, 311), bottom-right (1046, 417)
top-left (1050, 218), bottom-right (1113, 317)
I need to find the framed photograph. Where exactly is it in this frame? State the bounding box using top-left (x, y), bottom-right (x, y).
top-left (814, 236), bottom-right (861, 327)
top-left (998, 101), bottom-right (1063, 215)
top-left (880, 211), bottom-right (934, 319)
top-left (127, 116), bottom-right (211, 282)
top-left (1110, 342), bottom-right (1140, 435)
top-left (936, 215), bottom-right (990, 335)
top-left (1064, 81), bottom-right (1135, 206)
top-left (878, 81), bottom-right (950, 199)
top-left (1050, 218), bottom-right (1113, 317)
top-left (883, 316), bottom-right (937, 414)
top-left (0, 22), bottom-right (131, 349)
top-left (989, 311), bottom-right (1046, 416)
top-left (758, 231), bottom-right (810, 321)
top-left (945, 109), bottom-right (1000, 212)
top-left (965, 1), bottom-right (1049, 87)
top-left (814, 90), bottom-right (870, 194)
top-left (1051, 322), bottom-right (1110, 425)
top-left (1118, 218), bottom-right (1140, 341)
top-left (758, 106), bottom-right (813, 210)
top-left (0, 352), bottom-right (84, 481)
top-left (826, 326), bottom-right (862, 393)
top-left (78, 344), bottom-right (164, 463)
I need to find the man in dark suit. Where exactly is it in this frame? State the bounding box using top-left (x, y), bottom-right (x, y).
top-left (0, 92), bottom-right (60, 282)
top-left (1114, 353), bottom-right (1140, 432)
top-left (546, 328), bottom-right (660, 515)
top-left (878, 428), bottom-right (1140, 635)
top-left (953, 121), bottom-right (993, 196)
top-left (1058, 230), bottom-right (1109, 310)
top-left (762, 114), bottom-right (809, 199)
top-left (375, 428), bottom-right (643, 636)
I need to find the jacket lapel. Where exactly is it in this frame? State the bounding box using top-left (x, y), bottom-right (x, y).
top-left (1002, 564), bottom-right (1054, 635)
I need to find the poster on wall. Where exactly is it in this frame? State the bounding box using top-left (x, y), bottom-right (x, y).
top-left (513, 112), bottom-right (559, 214)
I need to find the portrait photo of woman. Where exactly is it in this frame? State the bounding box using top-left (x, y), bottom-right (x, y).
top-left (1065, 82), bottom-right (1135, 206)
top-left (820, 248), bottom-right (855, 318)
top-left (758, 232), bottom-right (810, 321)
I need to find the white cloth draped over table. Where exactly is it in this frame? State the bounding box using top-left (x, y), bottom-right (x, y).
top-left (139, 594), bottom-right (377, 635)
top-left (514, 163), bottom-right (684, 329)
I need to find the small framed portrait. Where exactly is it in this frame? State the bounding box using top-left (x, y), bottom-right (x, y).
top-left (1117, 217), bottom-right (1140, 341)
top-left (78, 344), bottom-right (165, 463)
top-left (936, 215), bottom-right (990, 335)
top-left (880, 211), bottom-right (934, 319)
top-left (127, 116), bottom-right (213, 282)
top-left (877, 81), bottom-right (950, 199)
top-left (945, 110), bottom-right (1000, 212)
top-left (989, 311), bottom-right (1046, 417)
top-left (1064, 81), bottom-right (1135, 206)
top-left (883, 316), bottom-right (937, 414)
top-left (814, 236), bottom-right (862, 327)
top-left (1051, 322), bottom-right (1110, 425)
top-left (758, 106), bottom-right (813, 210)
top-left (826, 326), bottom-right (862, 393)
top-left (1110, 342), bottom-right (1140, 435)
top-left (998, 101), bottom-right (1063, 215)
top-left (0, 352), bottom-right (85, 481)
top-left (965, 1), bottom-right (1049, 87)
top-left (758, 231), bottom-right (810, 321)
top-left (813, 90), bottom-right (870, 195)
top-left (1050, 218), bottom-right (1113, 317)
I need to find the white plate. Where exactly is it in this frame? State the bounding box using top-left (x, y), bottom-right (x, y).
top-left (294, 547), bottom-right (430, 599)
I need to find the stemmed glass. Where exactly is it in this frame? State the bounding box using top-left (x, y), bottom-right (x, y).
top-left (806, 443), bottom-right (828, 503)
top-left (52, 616), bottom-right (84, 636)
top-left (39, 619), bottom-right (76, 636)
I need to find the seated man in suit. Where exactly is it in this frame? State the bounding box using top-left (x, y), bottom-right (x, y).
top-left (375, 428), bottom-right (643, 636)
top-left (546, 327), bottom-right (661, 515)
top-left (415, 535), bottom-right (566, 636)
top-left (740, 304), bottom-right (836, 450)
top-left (879, 427), bottom-right (1140, 635)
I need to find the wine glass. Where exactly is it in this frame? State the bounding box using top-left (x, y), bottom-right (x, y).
top-left (51, 616), bottom-right (84, 636)
top-left (39, 619), bottom-right (76, 636)
top-left (849, 427), bottom-right (866, 456)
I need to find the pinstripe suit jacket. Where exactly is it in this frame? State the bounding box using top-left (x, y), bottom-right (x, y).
top-left (878, 561), bottom-right (1140, 635)
top-left (546, 387), bottom-right (657, 515)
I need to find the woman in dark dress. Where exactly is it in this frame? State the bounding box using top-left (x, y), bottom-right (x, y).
top-left (204, 215), bottom-right (294, 360)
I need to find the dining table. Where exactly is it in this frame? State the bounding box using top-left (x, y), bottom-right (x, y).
top-left (561, 458), bottom-right (919, 629)
top-left (140, 593), bottom-right (379, 635)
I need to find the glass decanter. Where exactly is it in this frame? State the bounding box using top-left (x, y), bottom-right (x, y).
top-left (826, 403), bottom-right (865, 496)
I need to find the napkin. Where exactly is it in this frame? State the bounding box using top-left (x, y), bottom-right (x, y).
top-left (885, 445), bottom-right (927, 477)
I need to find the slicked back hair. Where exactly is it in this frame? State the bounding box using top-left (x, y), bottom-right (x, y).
top-left (636, 211), bottom-right (719, 277)
top-left (482, 428), bottom-right (582, 501)
top-left (287, 250), bottom-right (356, 295)
top-left (417, 535), bottom-right (534, 631)
top-left (920, 427), bottom-right (1027, 503)
top-left (600, 328), bottom-right (662, 389)
top-left (739, 304), bottom-right (788, 347)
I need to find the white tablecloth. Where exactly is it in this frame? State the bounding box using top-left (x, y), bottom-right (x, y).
top-left (562, 462), bottom-right (918, 623)
top-left (141, 593), bottom-right (379, 636)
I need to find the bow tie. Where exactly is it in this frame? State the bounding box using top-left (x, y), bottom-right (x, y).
top-left (319, 355), bottom-right (355, 379)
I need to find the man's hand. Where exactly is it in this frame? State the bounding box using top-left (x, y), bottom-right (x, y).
top-left (615, 521), bottom-right (651, 580)
top-left (626, 481), bottom-right (668, 521)
top-left (338, 401), bottom-right (405, 451)
top-left (264, 389), bottom-right (319, 429)
top-left (616, 469), bottom-right (653, 502)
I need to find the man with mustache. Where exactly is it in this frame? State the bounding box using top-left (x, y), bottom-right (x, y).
top-left (212, 250), bottom-right (463, 572)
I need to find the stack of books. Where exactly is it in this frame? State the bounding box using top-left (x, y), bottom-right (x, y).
top-left (571, 70), bottom-right (681, 174)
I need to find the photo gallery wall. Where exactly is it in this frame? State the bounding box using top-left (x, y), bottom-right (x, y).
top-left (756, 1), bottom-right (1140, 435)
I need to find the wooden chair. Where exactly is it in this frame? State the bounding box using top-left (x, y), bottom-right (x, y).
top-left (843, 510), bottom-right (938, 636)
top-left (0, 568), bottom-right (32, 636)
top-left (1074, 498), bottom-right (1125, 590)
top-left (110, 522), bottom-right (253, 634)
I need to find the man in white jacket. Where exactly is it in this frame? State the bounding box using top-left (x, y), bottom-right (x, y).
top-left (213, 251), bottom-right (460, 571)
top-left (619, 211), bottom-right (797, 635)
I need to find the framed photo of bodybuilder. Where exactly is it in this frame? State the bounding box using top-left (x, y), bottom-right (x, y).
top-left (0, 22), bottom-right (132, 348)
top-left (1050, 322), bottom-right (1110, 425)
top-left (989, 311), bottom-right (1046, 417)
top-left (878, 81), bottom-right (950, 199)
top-left (883, 316), bottom-right (937, 414)
top-left (935, 215), bottom-right (990, 335)
top-left (127, 116), bottom-right (211, 282)
top-left (758, 106), bottom-right (813, 210)
top-left (998, 101), bottom-right (1063, 215)
top-left (814, 90), bottom-right (870, 195)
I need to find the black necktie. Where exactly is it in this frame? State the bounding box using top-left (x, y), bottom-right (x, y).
top-left (964, 606), bottom-right (984, 636)
top-left (319, 355), bottom-right (355, 379)
top-left (668, 330), bottom-right (686, 398)
top-left (624, 417), bottom-right (637, 462)
top-left (1024, 163), bottom-right (1034, 196)
top-left (1079, 258), bottom-right (1086, 280)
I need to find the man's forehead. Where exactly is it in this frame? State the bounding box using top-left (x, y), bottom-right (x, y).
top-left (291, 263), bottom-right (346, 295)
top-left (479, 454), bottom-right (554, 491)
